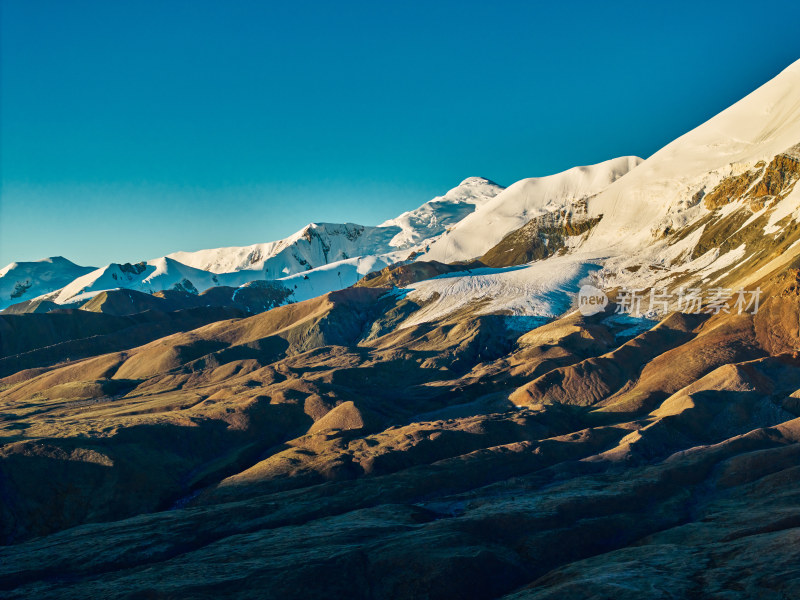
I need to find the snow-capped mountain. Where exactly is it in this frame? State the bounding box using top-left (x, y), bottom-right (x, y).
top-left (6, 60), bottom-right (800, 317)
top-left (420, 157), bottom-right (642, 263)
top-left (167, 223), bottom-right (404, 277)
top-left (577, 58), bottom-right (800, 295)
top-left (166, 176), bottom-right (504, 276)
top-left (379, 176), bottom-right (504, 249)
top-left (388, 59), bottom-right (800, 326)
top-left (0, 257), bottom-right (95, 308)
top-left (38, 257), bottom-right (230, 306)
top-left (579, 61), bottom-right (800, 256)
top-left (1, 177), bottom-right (506, 310)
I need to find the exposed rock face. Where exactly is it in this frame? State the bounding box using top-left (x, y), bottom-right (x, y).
top-left (480, 201), bottom-right (601, 268)
top-left (751, 150), bottom-right (800, 201)
top-left (703, 164), bottom-right (765, 210)
top-left (700, 146), bottom-right (800, 231)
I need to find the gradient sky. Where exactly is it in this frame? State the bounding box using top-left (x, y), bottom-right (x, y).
top-left (2, 0), bottom-right (800, 267)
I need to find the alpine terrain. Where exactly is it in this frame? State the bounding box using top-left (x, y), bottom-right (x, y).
top-left (3, 59), bottom-right (800, 599)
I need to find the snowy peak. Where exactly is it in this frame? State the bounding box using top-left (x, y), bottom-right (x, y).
top-left (403, 60), bottom-right (800, 327)
top-left (457, 176), bottom-right (500, 187)
top-left (0, 256), bottom-right (96, 309)
top-left (289, 222), bottom-right (401, 269)
top-left (443, 176), bottom-right (504, 202)
top-left (0, 256), bottom-right (78, 277)
top-left (41, 257), bottom-right (231, 306)
top-left (380, 176), bottom-right (505, 249)
top-left (420, 156), bottom-right (642, 263)
top-left (168, 222), bottom-right (401, 278)
top-left (584, 58), bottom-right (800, 253)
top-left (422, 175), bottom-right (504, 208)
top-left (20, 176), bottom-right (502, 309)
top-left (167, 177), bottom-right (504, 278)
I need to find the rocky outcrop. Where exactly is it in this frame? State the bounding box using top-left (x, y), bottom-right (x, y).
top-left (480, 201), bottom-right (601, 268)
top-left (702, 146), bottom-right (800, 212)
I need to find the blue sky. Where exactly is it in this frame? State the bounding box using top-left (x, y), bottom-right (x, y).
top-left (2, 0), bottom-right (800, 266)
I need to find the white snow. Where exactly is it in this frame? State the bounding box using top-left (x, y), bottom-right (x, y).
top-left (45, 257), bottom-right (225, 306)
top-left (0, 257), bottom-right (96, 310)
top-left (166, 177), bottom-right (503, 277)
top-left (419, 156), bottom-right (642, 263)
top-left (397, 256), bottom-right (600, 328)
top-left (278, 254), bottom-right (395, 303)
top-left (583, 60), bottom-right (800, 254)
top-left (167, 223), bottom-right (400, 277)
top-left (380, 177), bottom-right (504, 249)
top-left (389, 60), bottom-right (800, 326)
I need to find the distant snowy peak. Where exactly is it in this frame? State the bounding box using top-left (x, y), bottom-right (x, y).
top-left (0, 257), bottom-right (96, 309)
top-left (44, 257), bottom-right (226, 306)
top-left (0, 256), bottom-right (86, 278)
top-left (167, 233), bottom-right (302, 275)
top-left (440, 176), bottom-right (505, 203)
top-left (12, 176), bottom-right (503, 310)
top-left (168, 222), bottom-right (401, 277)
top-left (166, 176), bottom-right (504, 276)
top-left (380, 176), bottom-right (505, 249)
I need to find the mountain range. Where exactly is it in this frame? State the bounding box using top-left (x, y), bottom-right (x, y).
top-left (0, 176), bottom-right (507, 311)
top-left (2, 59), bottom-right (800, 599)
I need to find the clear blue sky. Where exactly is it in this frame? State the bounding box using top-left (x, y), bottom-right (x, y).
top-left (2, 0), bottom-right (800, 266)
